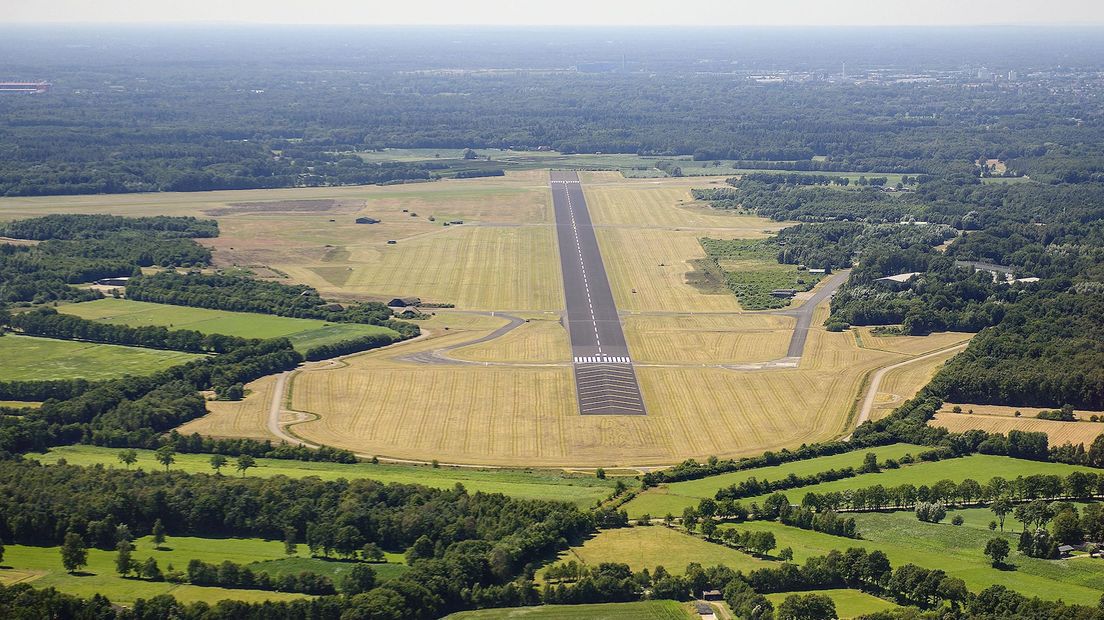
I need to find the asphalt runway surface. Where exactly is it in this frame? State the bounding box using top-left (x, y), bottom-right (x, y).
top-left (550, 171), bottom-right (647, 415)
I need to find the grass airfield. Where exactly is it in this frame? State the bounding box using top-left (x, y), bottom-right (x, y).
top-left (0, 171), bottom-right (970, 466)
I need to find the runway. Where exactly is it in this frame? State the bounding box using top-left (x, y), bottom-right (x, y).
top-left (550, 171), bottom-right (647, 416)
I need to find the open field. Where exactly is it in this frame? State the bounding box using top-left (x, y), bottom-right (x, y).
top-left (2, 174), bottom-right (968, 466)
top-left (764, 589), bottom-right (899, 618)
top-left (623, 443), bottom-right (926, 519)
top-left (0, 334), bottom-right (202, 381)
top-left (59, 298), bottom-right (397, 352)
top-left (450, 313), bottom-right (571, 363)
top-left (177, 373), bottom-right (281, 441)
top-left (931, 410), bottom-right (1104, 448)
top-left (445, 601), bottom-right (694, 620)
top-left (866, 345), bottom-right (965, 420)
top-left (735, 454), bottom-right (1096, 507)
top-left (0, 400), bottom-right (40, 408)
top-left (32, 445), bottom-right (621, 507)
top-left (0, 535), bottom-right (313, 604)
top-left (543, 525), bottom-right (769, 577)
top-left (855, 328), bottom-right (973, 355)
top-left (623, 314), bottom-right (793, 364)
top-left (720, 515), bottom-right (1104, 605)
top-left (248, 555), bottom-right (408, 584)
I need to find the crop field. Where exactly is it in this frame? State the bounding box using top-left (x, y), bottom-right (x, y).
top-left (623, 314), bottom-right (793, 365)
top-left (0, 334), bottom-right (202, 381)
top-left (445, 601), bottom-right (694, 620)
top-left (0, 534), bottom-right (314, 604)
top-left (719, 515), bottom-right (1104, 605)
top-left (59, 298), bottom-right (397, 351)
top-left (543, 526), bottom-right (769, 576)
top-left (764, 589), bottom-right (899, 619)
top-left (623, 443), bottom-right (926, 519)
top-left (931, 410), bottom-right (1104, 448)
top-left (33, 445), bottom-right (621, 506)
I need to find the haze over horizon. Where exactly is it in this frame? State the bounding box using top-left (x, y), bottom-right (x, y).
top-left (9, 0), bottom-right (1104, 26)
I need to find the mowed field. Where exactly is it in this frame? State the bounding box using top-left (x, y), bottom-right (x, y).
top-left (0, 334), bottom-right (202, 381)
top-left (543, 525), bottom-right (770, 577)
top-left (32, 445), bottom-right (621, 507)
top-left (0, 535), bottom-right (311, 604)
top-left (764, 589), bottom-right (899, 619)
top-left (445, 601), bottom-right (694, 620)
top-left (58, 298), bottom-right (397, 351)
top-left (623, 443), bottom-right (926, 519)
top-left (931, 403), bottom-right (1104, 447)
top-left (718, 510), bottom-right (1104, 605)
top-left (2, 173), bottom-right (969, 466)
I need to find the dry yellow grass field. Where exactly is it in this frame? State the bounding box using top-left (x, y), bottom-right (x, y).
top-left (177, 374), bottom-right (278, 440)
top-left (583, 179), bottom-right (779, 231)
top-left (450, 314), bottom-right (571, 363)
top-left (868, 347), bottom-right (965, 420)
top-left (855, 328), bottom-right (973, 355)
top-left (931, 412), bottom-right (1104, 447)
top-left (598, 228), bottom-right (747, 312)
top-left (623, 314), bottom-right (793, 364)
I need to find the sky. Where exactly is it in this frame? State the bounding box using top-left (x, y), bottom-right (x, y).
top-left (8, 0), bottom-right (1104, 26)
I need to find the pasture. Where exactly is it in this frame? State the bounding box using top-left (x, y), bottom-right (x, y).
top-left (623, 443), bottom-right (926, 519)
top-left (0, 334), bottom-right (202, 381)
top-left (542, 525), bottom-right (769, 577)
top-left (736, 454), bottom-right (1095, 507)
top-left (719, 516), bottom-right (1104, 605)
top-left (33, 445), bottom-right (621, 507)
top-left (445, 600), bottom-right (693, 620)
top-left (58, 298), bottom-right (397, 351)
top-left (764, 589), bottom-right (899, 619)
top-left (0, 535), bottom-right (312, 604)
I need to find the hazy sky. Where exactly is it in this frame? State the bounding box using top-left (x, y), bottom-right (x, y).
top-left (9, 0), bottom-right (1104, 26)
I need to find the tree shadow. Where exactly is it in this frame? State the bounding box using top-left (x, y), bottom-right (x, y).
top-left (994, 562), bottom-right (1017, 571)
top-left (69, 570), bottom-right (96, 577)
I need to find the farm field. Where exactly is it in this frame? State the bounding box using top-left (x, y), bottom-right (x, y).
top-left (719, 514), bottom-right (1104, 605)
top-left (58, 298), bottom-right (398, 352)
top-left (33, 445), bottom-right (621, 507)
top-left (623, 443), bottom-right (926, 519)
top-left (855, 328), bottom-right (973, 355)
top-left (866, 345), bottom-right (966, 420)
top-left (0, 334), bottom-right (202, 381)
top-left (764, 589), bottom-right (900, 619)
top-left (445, 600), bottom-right (694, 620)
top-left (0, 535), bottom-right (315, 604)
top-left (542, 525), bottom-right (769, 577)
top-left (736, 455), bottom-right (1096, 507)
top-left (931, 411), bottom-right (1104, 449)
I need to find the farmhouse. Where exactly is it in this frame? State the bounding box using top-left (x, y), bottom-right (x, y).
top-left (701, 590), bottom-right (722, 601)
top-left (388, 297), bottom-right (421, 308)
top-left (1059, 545), bottom-right (1076, 558)
top-left (771, 289), bottom-right (798, 298)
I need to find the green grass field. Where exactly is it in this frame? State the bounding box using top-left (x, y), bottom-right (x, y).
top-left (58, 298), bottom-right (397, 352)
top-left (736, 454), bottom-right (1096, 507)
top-left (35, 446), bottom-right (621, 507)
top-left (542, 526), bottom-right (769, 577)
top-left (249, 555), bottom-right (408, 584)
top-left (0, 334), bottom-right (203, 381)
top-left (623, 444), bottom-right (926, 519)
top-left (0, 535), bottom-right (315, 604)
top-left (765, 589), bottom-right (899, 619)
top-left (719, 513), bottom-right (1104, 605)
top-left (444, 600), bottom-right (693, 619)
